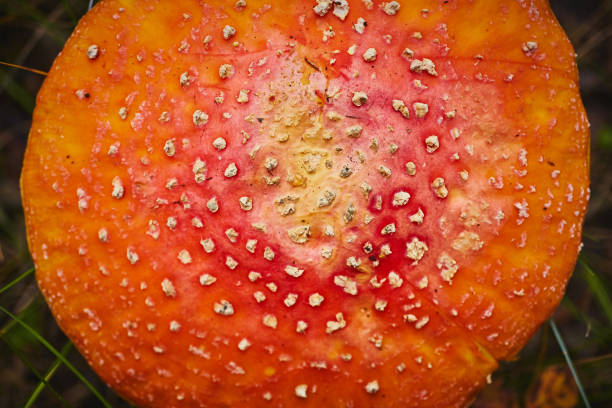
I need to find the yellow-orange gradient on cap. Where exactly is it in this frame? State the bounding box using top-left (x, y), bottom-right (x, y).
top-left (22, 1), bottom-right (588, 407)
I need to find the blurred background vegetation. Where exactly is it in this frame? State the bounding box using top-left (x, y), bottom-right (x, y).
top-left (0, 0), bottom-right (610, 407)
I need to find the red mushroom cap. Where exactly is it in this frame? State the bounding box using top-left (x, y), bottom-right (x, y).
top-left (21, 0), bottom-right (589, 407)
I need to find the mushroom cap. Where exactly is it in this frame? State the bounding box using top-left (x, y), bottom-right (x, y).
top-left (21, 0), bottom-right (589, 407)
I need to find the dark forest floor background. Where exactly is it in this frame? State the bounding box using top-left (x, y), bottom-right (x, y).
top-left (0, 1), bottom-right (611, 407)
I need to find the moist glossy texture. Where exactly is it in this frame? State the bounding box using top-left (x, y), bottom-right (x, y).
top-left (21, 0), bottom-right (589, 407)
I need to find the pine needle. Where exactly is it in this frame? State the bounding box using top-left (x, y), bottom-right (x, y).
top-left (0, 61), bottom-right (47, 76)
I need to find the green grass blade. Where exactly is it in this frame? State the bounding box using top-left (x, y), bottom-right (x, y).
top-left (59, 0), bottom-right (78, 25)
top-left (0, 305), bottom-right (112, 408)
top-left (0, 292), bottom-right (39, 339)
top-left (24, 341), bottom-right (73, 408)
top-left (0, 69), bottom-right (36, 113)
top-left (579, 258), bottom-right (612, 327)
top-left (0, 267), bottom-right (34, 295)
top-left (8, 2), bottom-right (71, 46)
top-left (561, 298), bottom-right (612, 343)
top-left (550, 319), bottom-right (592, 408)
top-left (2, 337), bottom-right (70, 407)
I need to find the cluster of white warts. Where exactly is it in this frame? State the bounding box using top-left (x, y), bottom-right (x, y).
top-left (71, 0), bottom-right (558, 401)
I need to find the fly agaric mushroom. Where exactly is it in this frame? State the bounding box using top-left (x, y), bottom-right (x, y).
top-left (21, 1), bottom-right (589, 407)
